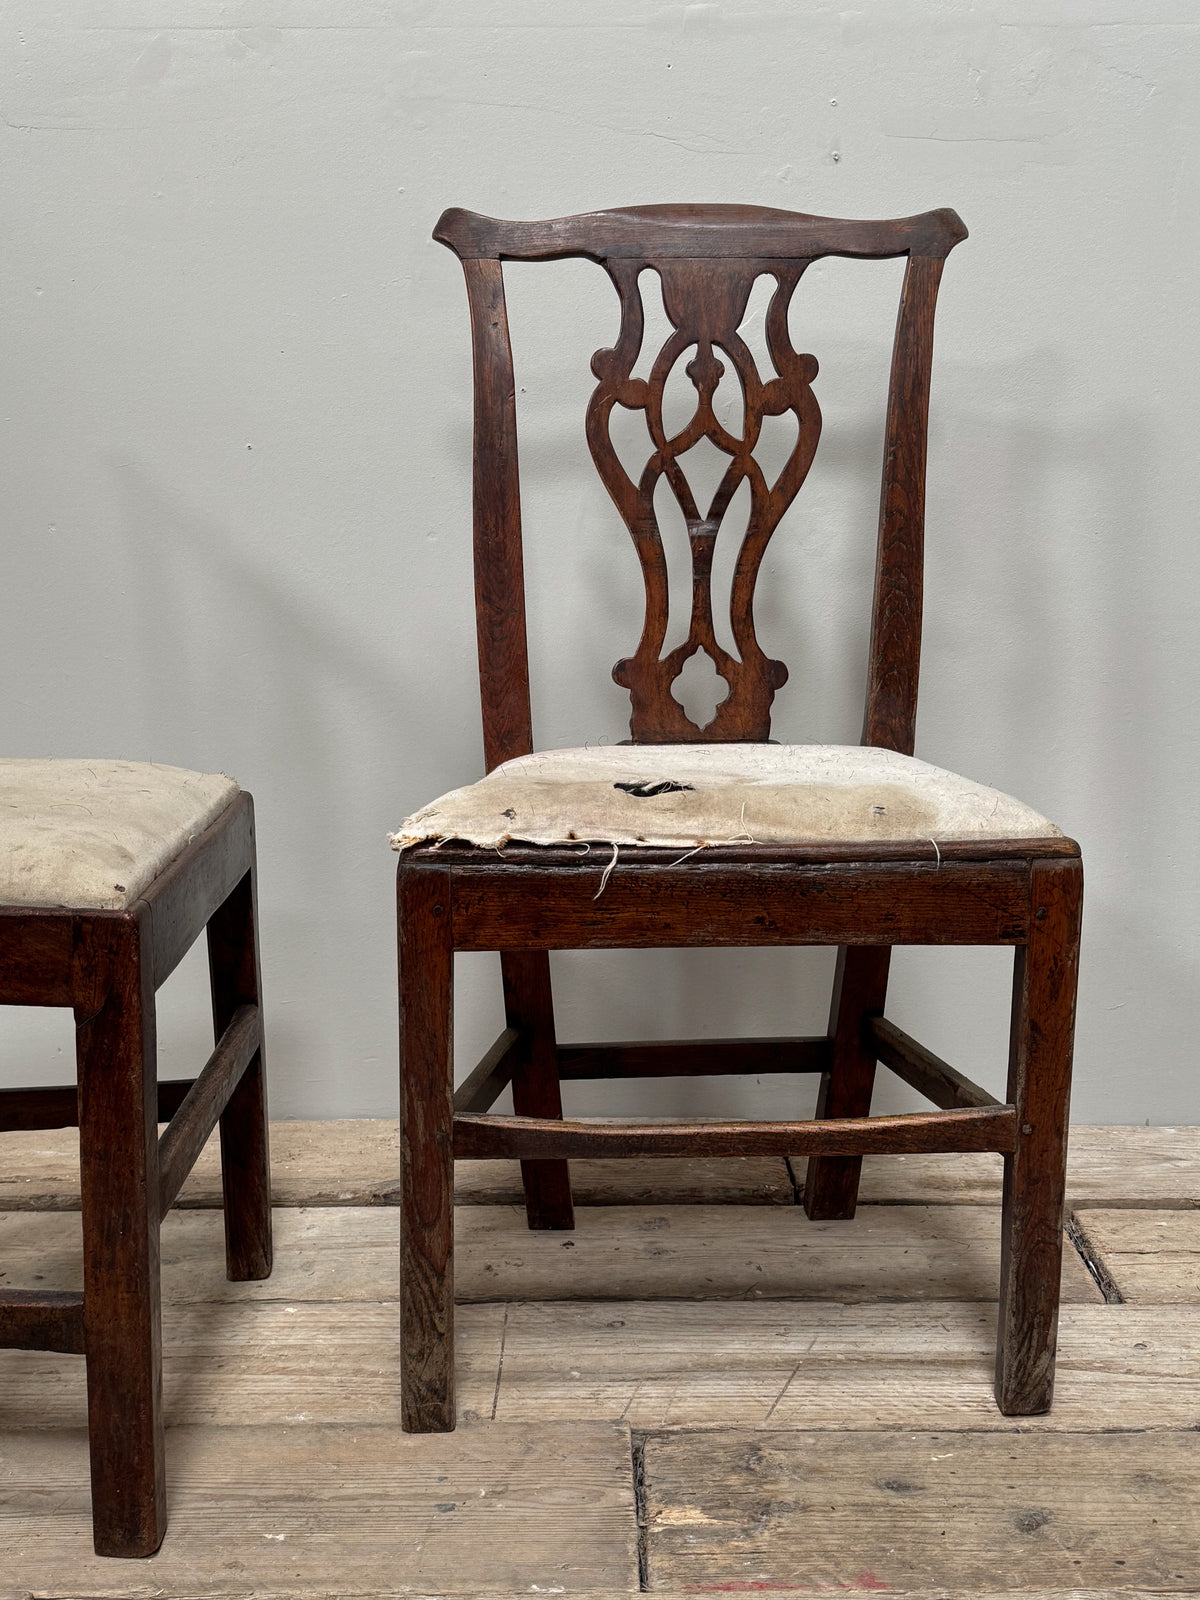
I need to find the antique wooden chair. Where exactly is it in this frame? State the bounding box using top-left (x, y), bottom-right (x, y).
top-left (0, 761), bottom-right (271, 1556)
top-left (395, 204), bottom-right (1081, 1434)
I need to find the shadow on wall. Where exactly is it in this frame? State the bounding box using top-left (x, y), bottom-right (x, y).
top-left (897, 352), bottom-right (1192, 1122)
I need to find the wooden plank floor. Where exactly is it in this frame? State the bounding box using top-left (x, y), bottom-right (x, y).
top-left (0, 1122), bottom-right (1197, 1597)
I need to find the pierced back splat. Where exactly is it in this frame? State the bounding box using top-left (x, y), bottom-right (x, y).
top-left (434, 203), bottom-right (968, 768)
top-left (588, 258), bottom-right (820, 742)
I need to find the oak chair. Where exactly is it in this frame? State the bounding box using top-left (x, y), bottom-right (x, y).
top-left (395, 204), bottom-right (1082, 1434)
top-left (0, 761), bottom-right (271, 1557)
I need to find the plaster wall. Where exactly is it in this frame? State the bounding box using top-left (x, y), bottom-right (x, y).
top-left (1, 1), bottom-right (1197, 1125)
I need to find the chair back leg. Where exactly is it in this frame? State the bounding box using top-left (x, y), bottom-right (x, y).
top-left (207, 864), bottom-right (272, 1282)
top-left (399, 867), bottom-right (457, 1431)
top-left (76, 913), bottom-right (167, 1559)
top-left (502, 950), bottom-right (574, 1230)
top-left (803, 946), bottom-right (892, 1220)
top-left (995, 858), bottom-right (1082, 1414)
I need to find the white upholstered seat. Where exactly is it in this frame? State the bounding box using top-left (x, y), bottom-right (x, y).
top-left (0, 759), bottom-right (239, 911)
top-left (392, 743), bottom-right (1061, 853)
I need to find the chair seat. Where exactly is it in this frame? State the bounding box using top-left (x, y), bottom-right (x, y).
top-left (392, 743), bottom-right (1062, 852)
top-left (0, 758), bottom-right (239, 911)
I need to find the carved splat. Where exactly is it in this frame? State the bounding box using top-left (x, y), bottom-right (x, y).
top-left (434, 203), bottom-right (968, 768)
top-left (587, 258), bottom-right (821, 742)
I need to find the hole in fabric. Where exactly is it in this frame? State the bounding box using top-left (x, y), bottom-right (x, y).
top-left (613, 780), bottom-right (695, 798)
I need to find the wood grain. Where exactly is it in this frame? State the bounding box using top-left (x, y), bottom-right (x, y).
top-left (501, 949), bottom-right (574, 1230)
top-left (0, 1301), bottom-right (505, 1429)
top-left (803, 945), bottom-right (891, 1220)
top-left (996, 859), bottom-right (1082, 1414)
top-left (157, 1003), bottom-right (260, 1219)
top-left (447, 856), bottom-right (1033, 951)
top-left (398, 866), bottom-right (456, 1430)
top-left (491, 1301), bottom-right (1200, 1432)
top-left (641, 1428), bottom-right (1200, 1591)
top-left (454, 1104), bottom-right (1016, 1160)
top-left (0, 1421), bottom-right (638, 1596)
top-left (5, 1120), bottom-right (1191, 1211)
top-left (0, 1122), bottom-right (798, 1208)
top-left (435, 203), bottom-right (968, 264)
top-left (1072, 1208), bottom-right (1200, 1303)
top-left (74, 906), bottom-right (166, 1556)
top-left (0, 1204), bottom-right (1103, 1306)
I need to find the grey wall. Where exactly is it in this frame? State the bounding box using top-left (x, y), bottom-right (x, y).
top-left (2, 2), bottom-right (1197, 1125)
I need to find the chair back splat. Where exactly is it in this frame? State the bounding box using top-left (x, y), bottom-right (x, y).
top-left (434, 204), bottom-right (968, 764)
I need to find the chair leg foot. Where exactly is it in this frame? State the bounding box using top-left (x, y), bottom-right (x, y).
top-left (803, 946), bottom-right (891, 1221)
top-left (399, 866), bottom-right (456, 1432)
top-left (994, 860), bottom-right (1081, 1416)
top-left (208, 861), bottom-right (273, 1283)
top-left (76, 912), bottom-right (167, 1558)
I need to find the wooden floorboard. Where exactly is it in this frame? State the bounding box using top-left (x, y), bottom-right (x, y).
top-left (0, 1201), bottom-right (1101, 1304)
top-left (2, 1121), bottom-right (1194, 1210)
top-left (847, 1125), bottom-right (1200, 1208)
top-left (490, 1301), bottom-right (1200, 1431)
top-left (2, 1121), bottom-right (1198, 1598)
top-left (641, 1428), bottom-right (1200, 1591)
top-left (1072, 1208), bottom-right (1200, 1304)
top-left (5, 1299), bottom-right (1195, 1438)
top-left (0, 1422), bottom-right (638, 1596)
top-left (0, 1301), bottom-right (505, 1429)
top-left (0, 1123), bottom-right (794, 1209)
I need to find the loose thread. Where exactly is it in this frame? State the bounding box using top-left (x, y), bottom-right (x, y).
top-left (594, 841), bottom-right (620, 899)
top-left (929, 838), bottom-right (942, 867)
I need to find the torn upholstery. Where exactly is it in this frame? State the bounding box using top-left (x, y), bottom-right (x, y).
top-left (391, 744), bottom-right (1062, 852)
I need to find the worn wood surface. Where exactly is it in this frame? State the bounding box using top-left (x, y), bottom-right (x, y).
top-left (438, 205), bottom-right (965, 748)
top-left (0, 1123), bottom-right (797, 1208)
top-left (206, 849), bottom-right (273, 1283)
top-left (435, 203), bottom-right (968, 265)
top-left (995, 858), bottom-right (1081, 1414)
top-left (157, 1003), bottom-right (259, 1219)
top-left (398, 865), bottom-right (456, 1431)
top-left (0, 1590), bottom-right (1180, 1600)
top-left (870, 1015), bottom-right (1000, 1111)
top-left (446, 856), bottom-right (1034, 951)
top-left (1072, 1208), bottom-right (1200, 1303)
top-left (0, 1203), bottom-right (1102, 1306)
top-left (0, 1422), bottom-right (638, 1596)
top-left (490, 1301), bottom-right (1200, 1431)
top-left (5, 1297), bottom-right (1195, 1439)
top-left (850, 1126), bottom-right (1200, 1208)
top-left (641, 1428), bottom-right (1200, 1591)
top-left (0, 1301), bottom-right (505, 1429)
top-left (74, 905), bottom-right (167, 1556)
top-left (3, 1125), bottom-right (1200, 1596)
top-left (4, 1121), bottom-right (1194, 1211)
top-left (803, 945), bottom-right (891, 1220)
top-left (454, 1104), bottom-right (1017, 1161)
top-left (501, 949), bottom-right (574, 1230)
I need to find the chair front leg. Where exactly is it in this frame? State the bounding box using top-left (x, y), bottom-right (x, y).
top-left (76, 911), bottom-right (166, 1558)
top-left (399, 865), bottom-right (456, 1431)
top-left (995, 858), bottom-right (1082, 1415)
top-left (502, 950), bottom-right (574, 1231)
top-left (207, 856), bottom-right (272, 1283)
top-left (803, 945), bottom-right (891, 1220)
